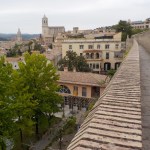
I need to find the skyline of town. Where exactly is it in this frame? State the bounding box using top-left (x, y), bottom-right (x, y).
top-left (0, 0), bottom-right (149, 33)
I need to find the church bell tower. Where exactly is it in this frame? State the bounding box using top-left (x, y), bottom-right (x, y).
top-left (42, 14), bottom-right (49, 40)
top-left (42, 14), bottom-right (48, 27)
top-left (16, 28), bottom-right (22, 42)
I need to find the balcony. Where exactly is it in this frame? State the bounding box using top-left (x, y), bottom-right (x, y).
top-left (114, 52), bottom-right (123, 59)
top-left (84, 50), bottom-right (102, 60)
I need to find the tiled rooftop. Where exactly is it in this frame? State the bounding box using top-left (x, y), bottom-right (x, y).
top-left (58, 71), bottom-right (107, 86)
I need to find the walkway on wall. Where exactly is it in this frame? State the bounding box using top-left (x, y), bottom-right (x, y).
top-left (139, 44), bottom-right (150, 150)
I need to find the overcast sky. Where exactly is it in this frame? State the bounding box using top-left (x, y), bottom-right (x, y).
top-left (0, 0), bottom-right (149, 34)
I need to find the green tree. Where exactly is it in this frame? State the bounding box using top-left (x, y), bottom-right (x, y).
top-left (10, 70), bottom-right (37, 143)
top-left (34, 42), bottom-right (43, 52)
top-left (7, 44), bottom-right (22, 57)
top-left (17, 52), bottom-right (62, 136)
top-left (27, 41), bottom-right (33, 54)
top-left (0, 57), bottom-right (14, 150)
top-left (113, 20), bottom-right (132, 41)
top-left (107, 69), bottom-right (116, 79)
top-left (131, 28), bottom-right (149, 35)
top-left (76, 55), bottom-right (91, 72)
top-left (58, 51), bottom-right (91, 72)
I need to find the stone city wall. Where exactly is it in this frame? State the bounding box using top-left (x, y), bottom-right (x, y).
top-left (134, 29), bottom-right (150, 52)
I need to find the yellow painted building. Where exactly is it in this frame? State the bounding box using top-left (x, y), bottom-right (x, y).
top-left (57, 70), bottom-right (108, 110)
top-left (58, 70), bottom-right (107, 98)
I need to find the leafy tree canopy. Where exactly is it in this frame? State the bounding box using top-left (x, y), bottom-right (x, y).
top-left (113, 20), bottom-right (132, 41)
top-left (18, 52), bottom-right (62, 115)
top-left (0, 57), bottom-right (15, 149)
top-left (58, 51), bottom-right (91, 72)
top-left (131, 28), bottom-right (149, 35)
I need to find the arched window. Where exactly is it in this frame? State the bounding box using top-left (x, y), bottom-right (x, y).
top-left (59, 85), bottom-right (71, 94)
top-left (86, 53), bottom-right (89, 59)
top-left (96, 53), bottom-right (99, 59)
top-left (91, 53), bottom-right (94, 59)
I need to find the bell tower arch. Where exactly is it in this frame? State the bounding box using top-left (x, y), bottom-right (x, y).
top-left (42, 14), bottom-right (48, 27)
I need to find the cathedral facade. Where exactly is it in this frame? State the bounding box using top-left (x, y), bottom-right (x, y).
top-left (42, 15), bottom-right (65, 45)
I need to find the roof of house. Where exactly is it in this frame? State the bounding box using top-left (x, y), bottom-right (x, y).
top-left (43, 49), bottom-right (62, 60)
top-left (6, 57), bottom-right (23, 62)
top-left (58, 71), bottom-right (107, 86)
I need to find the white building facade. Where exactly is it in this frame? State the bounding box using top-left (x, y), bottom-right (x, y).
top-left (62, 32), bottom-right (123, 73)
top-left (129, 18), bottom-right (150, 29)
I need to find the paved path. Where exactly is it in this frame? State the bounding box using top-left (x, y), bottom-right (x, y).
top-left (29, 109), bottom-right (86, 150)
top-left (139, 44), bottom-right (150, 150)
top-left (29, 120), bottom-right (65, 150)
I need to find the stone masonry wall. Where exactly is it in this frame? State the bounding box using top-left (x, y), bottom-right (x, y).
top-left (134, 30), bottom-right (150, 52)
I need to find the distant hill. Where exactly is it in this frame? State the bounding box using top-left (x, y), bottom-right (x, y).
top-left (0, 33), bottom-right (40, 41)
top-left (0, 37), bottom-right (8, 41)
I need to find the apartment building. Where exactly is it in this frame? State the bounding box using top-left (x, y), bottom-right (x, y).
top-left (62, 32), bottom-right (123, 73)
top-left (129, 18), bottom-right (150, 29)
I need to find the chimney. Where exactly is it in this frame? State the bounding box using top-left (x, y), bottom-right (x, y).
top-left (64, 67), bottom-right (68, 72)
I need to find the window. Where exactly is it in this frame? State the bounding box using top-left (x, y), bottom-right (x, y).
top-left (90, 63), bottom-right (92, 68)
top-left (115, 44), bottom-right (119, 49)
top-left (88, 45), bottom-right (93, 49)
top-left (86, 53), bottom-right (89, 58)
top-left (93, 64), bottom-right (95, 69)
top-left (59, 85), bottom-right (71, 94)
top-left (106, 52), bottom-right (109, 59)
top-left (96, 53), bottom-right (99, 59)
top-left (97, 45), bottom-right (101, 49)
top-left (82, 87), bottom-right (87, 97)
top-left (96, 64), bottom-right (99, 69)
top-left (105, 44), bottom-right (110, 49)
top-left (73, 86), bottom-right (78, 96)
top-left (69, 45), bottom-right (72, 49)
top-left (91, 53), bottom-right (94, 59)
top-left (79, 45), bottom-right (84, 49)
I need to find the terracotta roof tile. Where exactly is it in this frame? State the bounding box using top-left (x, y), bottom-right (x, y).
top-left (58, 71), bottom-right (107, 86)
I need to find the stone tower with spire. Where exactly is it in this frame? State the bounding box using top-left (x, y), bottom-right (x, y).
top-left (42, 14), bottom-right (65, 45)
top-left (16, 28), bottom-right (22, 42)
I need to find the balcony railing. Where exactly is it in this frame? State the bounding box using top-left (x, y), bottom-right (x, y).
top-left (114, 52), bottom-right (123, 58)
top-left (85, 56), bottom-right (102, 60)
top-left (114, 54), bottom-right (123, 58)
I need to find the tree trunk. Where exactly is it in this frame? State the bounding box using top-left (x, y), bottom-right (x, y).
top-left (35, 116), bottom-right (39, 136)
top-left (1, 142), bottom-right (6, 150)
top-left (48, 114), bottom-right (51, 127)
top-left (18, 115), bottom-right (23, 143)
top-left (19, 128), bottom-right (23, 143)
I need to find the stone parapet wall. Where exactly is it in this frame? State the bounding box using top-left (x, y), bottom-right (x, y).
top-left (134, 30), bottom-right (150, 52)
